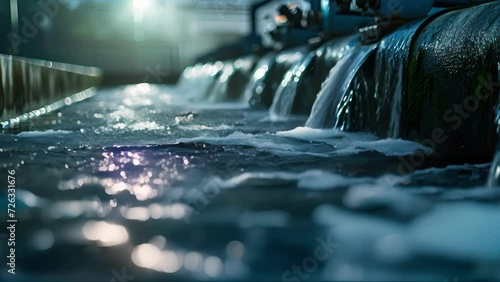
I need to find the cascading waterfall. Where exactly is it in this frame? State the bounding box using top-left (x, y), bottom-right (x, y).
top-left (372, 21), bottom-right (425, 138)
top-left (268, 36), bottom-right (362, 119)
top-left (242, 53), bottom-right (277, 104)
top-left (487, 62), bottom-right (500, 188)
top-left (291, 35), bottom-right (361, 116)
top-left (206, 63), bottom-right (234, 102)
top-left (177, 62), bottom-right (224, 100)
top-left (303, 22), bottom-right (426, 133)
top-left (305, 43), bottom-right (377, 129)
top-left (6, 3), bottom-right (500, 281)
top-left (388, 65), bottom-right (404, 137)
top-left (243, 48), bottom-right (306, 107)
top-left (269, 50), bottom-right (317, 120)
top-left (205, 56), bottom-right (256, 102)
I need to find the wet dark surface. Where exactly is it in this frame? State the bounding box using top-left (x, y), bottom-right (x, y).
top-left (1, 85), bottom-right (499, 281)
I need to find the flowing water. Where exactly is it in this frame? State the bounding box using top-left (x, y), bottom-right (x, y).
top-left (205, 57), bottom-right (256, 103)
top-left (269, 51), bottom-right (317, 120)
top-left (487, 63), bottom-right (500, 187)
top-left (373, 21), bottom-right (425, 138)
top-left (2, 5), bottom-right (500, 278)
top-left (1, 84), bottom-right (499, 282)
top-left (243, 53), bottom-right (277, 105)
top-left (306, 44), bottom-right (378, 129)
top-left (177, 62), bottom-right (224, 101)
top-left (244, 48), bottom-right (306, 108)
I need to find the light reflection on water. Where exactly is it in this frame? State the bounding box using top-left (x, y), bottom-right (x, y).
top-left (82, 221), bottom-right (129, 247)
top-left (1, 84), bottom-right (499, 281)
top-left (121, 203), bottom-right (192, 221)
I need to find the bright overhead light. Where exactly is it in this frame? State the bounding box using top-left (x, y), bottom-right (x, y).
top-left (132, 0), bottom-right (154, 23)
top-left (133, 0), bottom-right (152, 10)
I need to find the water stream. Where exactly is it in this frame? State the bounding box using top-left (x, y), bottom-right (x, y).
top-left (306, 44), bottom-right (377, 129)
top-left (487, 62), bottom-right (500, 187)
top-left (269, 50), bottom-right (317, 120)
top-left (373, 21), bottom-right (425, 138)
top-left (1, 81), bottom-right (499, 282)
top-left (2, 4), bottom-right (500, 281)
top-left (242, 53), bottom-right (276, 104)
top-left (244, 48), bottom-right (306, 108)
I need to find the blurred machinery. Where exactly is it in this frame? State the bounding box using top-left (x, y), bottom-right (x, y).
top-left (198, 0), bottom-right (499, 60)
top-left (185, 0), bottom-right (500, 161)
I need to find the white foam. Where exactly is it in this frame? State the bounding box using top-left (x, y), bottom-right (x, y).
top-left (129, 121), bottom-right (165, 131)
top-left (217, 170), bottom-right (403, 191)
top-left (276, 127), bottom-right (350, 140)
top-left (220, 171), bottom-right (299, 189)
top-left (189, 102), bottom-right (249, 110)
top-left (178, 128), bottom-right (431, 158)
top-left (178, 131), bottom-right (249, 142)
top-left (278, 127), bottom-right (430, 157)
top-left (17, 130), bottom-right (72, 137)
top-left (178, 124), bottom-right (233, 131)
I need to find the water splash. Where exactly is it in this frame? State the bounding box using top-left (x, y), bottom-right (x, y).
top-left (269, 50), bottom-right (317, 119)
top-left (306, 44), bottom-right (377, 129)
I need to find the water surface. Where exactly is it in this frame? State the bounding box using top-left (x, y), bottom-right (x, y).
top-left (0, 84), bottom-right (499, 281)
